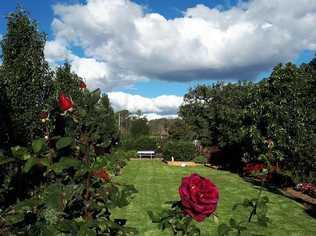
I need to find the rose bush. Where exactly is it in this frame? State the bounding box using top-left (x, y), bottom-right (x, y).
top-left (149, 173), bottom-right (219, 235)
top-left (179, 173), bottom-right (219, 222)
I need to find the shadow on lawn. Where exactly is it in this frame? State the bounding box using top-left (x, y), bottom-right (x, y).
top-left (243, 176), bottom-right (316, 218)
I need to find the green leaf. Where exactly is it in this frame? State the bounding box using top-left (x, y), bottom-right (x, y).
top-left (56, 137), bottom-right (73, 150)
top-left (218, 224), bottom-right (231, 236)
top-left (148, 211), bottom-right (161, 223)
top-left (5, 212), bottom-right (25, 224)
top-left (52, 157), bottom-right (81, 174)
top-left (0, 155), bottom-right (15, 166)
top-left (32, 139), bottom-right (45, 153)
top-left (79, 224), bottom-right (96, 236)
top-left (229, 218), bottom-right (237, 228)
top-left (39, 157), bottom-right (50, 167)
top-left (11, 146), bottom-right (31, 160)
top-left (23, 157), bottom-right (37, 173)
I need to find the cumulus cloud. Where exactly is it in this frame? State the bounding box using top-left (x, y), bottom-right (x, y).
top-left (107, 92), bottom-right (183, 119)
top-left (45, 0), bottom-right (316, 90)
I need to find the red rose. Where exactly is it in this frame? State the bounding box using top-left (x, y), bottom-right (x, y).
top-left (179, 173), bottom-right (219, 222)
top-left (92, 168), bottom-right (111, 182)
top-left (79, 81), bottom-right (86, 89)
top-left (58, 92), bottom-right (73, 112)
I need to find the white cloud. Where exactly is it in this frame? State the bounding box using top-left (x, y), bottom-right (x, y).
top-left (107, 91), bottom-right (183, 118)
top-left (46, 0), bottom-right (316, 90)
top-left (143, 113), bottom-right (178, 121)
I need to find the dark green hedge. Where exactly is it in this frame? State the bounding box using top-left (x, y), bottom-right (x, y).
top-left (162, 141), bottom-right (197, 161)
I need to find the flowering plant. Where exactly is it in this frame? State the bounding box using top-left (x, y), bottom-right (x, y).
top-left (295, 183), bottom-right (316, 198)
top-left (149, 173), bottom-right (218, 235)
top-left (0, 86), bottom-right (137, 235)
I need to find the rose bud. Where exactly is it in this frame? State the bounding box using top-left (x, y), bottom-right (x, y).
top-left (58, 92), bottom-right (74, 112)
top-left (39, 111), bottom-right (49, 123)
top-left (179, 173), bottom-right (219, 222)
top-left (79, 81), bottom-right (86, 90)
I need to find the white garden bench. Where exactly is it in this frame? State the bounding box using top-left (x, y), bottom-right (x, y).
top-left (137, 150), bottom-right (155, 160)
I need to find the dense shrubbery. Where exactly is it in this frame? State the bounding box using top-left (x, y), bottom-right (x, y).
top-left (162, 141), bottom-right (197, 161)
top-left (180, 61), bottom-right (316, 183)
top-left (0, 88), bottom-right (138, 235)
top-left (120, 135), bottom-right (157, 151)
top-left (0, 9), bottom-right (137, 235)
top-left (193, 155), bottom-right (207, 164)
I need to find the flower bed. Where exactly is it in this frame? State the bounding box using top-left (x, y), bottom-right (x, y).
top-left (294, 183), bottom-right (316, 198)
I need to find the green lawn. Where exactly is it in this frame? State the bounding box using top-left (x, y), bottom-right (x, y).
top-left (112, 160), bottom-right (316, 236)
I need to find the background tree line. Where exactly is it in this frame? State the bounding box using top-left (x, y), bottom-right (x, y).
top-left (180, 61), bottom-right (316, 183)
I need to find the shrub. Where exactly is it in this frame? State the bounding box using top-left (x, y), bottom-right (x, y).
top-left (0, 73), bottom-right (137, 235)
top-left (121, 136), bottom-right (157, 151)
top-left (180, 61), bottom-right (316, 182)
top-left (193, 155), bottom-right (207, 164)
top-left (162, 141), bottom-right (197, 161)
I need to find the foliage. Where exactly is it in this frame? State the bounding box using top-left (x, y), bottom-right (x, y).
top-left (0, 8), bottom-right (53, 146)
top-left (193, 155), bottom-right (207, 164)
top-left (95, 150), bottom-right (136, 176)
top-left (148, 201), bottom-right (201, 236)
top-left (129, 117), bottom-right (150, 138)
top-left (148, 173), bottom-right (218, 235)
top-left (0, 9), bottom-right (135, 235)
top-left (168, 119), bottom-right (195, 141)
top-left (121, 136), bottom-right (157, 151)
top-left (180, 60), bottom-right (316, 182)
top-left (162, 140), bottom-right (197, 161)
top-left (218, 142), bottom-right (273, 236)
top-left (148, 118), bottom-right (172, 136)
top-left (0, 87), bottom-right (137, 235)
top-left (218, 194), bottom-right (270, 236)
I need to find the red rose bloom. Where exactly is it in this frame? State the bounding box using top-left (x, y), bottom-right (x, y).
top-left (79, 81), bottom-right (86, 89)
top-left (58, 92), bottom-right (73, 112)
top-left (92, 168), bottom-right (111, 182)
top-left (179, 173), bottom-right (219, 222)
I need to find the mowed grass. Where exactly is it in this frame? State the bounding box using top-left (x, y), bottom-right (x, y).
top-left (112, 160), bottom-right (316, 236)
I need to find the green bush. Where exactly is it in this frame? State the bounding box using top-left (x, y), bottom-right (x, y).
top-left (193, 155), bottom-right (207, 164)
top-left (180, 61), bottom-right (316, 182)
top-left (162, 141), bottom-right (197, 161)
top-left (121, 136), bottom-right (157, 151)
top-left (0, 9), bottom-right (136, 235)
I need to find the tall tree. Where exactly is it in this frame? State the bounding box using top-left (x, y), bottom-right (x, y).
top-left (129, 117), bottom-right (150, 138)
top-left (0, 8), bottom-right (53, 145)
top-left (55, 62), bottom-right (83, 102)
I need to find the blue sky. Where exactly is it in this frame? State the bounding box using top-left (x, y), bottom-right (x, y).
top-left (0, 0), bottom-right (243, 97)
top-left (0, 0), bottom-right (315, 118)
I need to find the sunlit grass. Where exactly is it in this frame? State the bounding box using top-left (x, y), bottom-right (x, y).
top-left (113, 160), bottom-right (316, 236)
